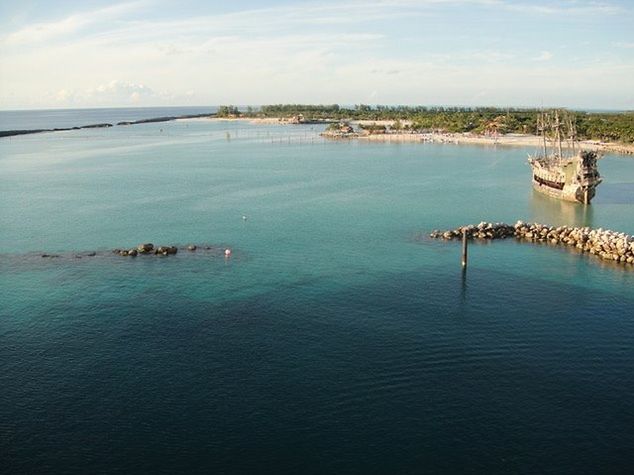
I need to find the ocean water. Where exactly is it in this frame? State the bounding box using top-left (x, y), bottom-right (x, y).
top-left (0, 106), bottom-right (217, 131)
top-left (1, 116), bottom-right (634, 474)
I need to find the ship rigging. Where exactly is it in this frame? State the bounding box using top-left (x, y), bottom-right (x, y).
top-left (528, 110), bottom-right (602, 204)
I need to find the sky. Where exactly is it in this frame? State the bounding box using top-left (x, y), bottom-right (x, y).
top-left (0, 0), bottom-right (633, 110)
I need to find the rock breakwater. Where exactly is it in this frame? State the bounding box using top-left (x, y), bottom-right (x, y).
top-left (430, 221), bottom-right (634, 266)
top-left (33, 243), bottom-right (231, 260)
top-left (0, 123), bottom-right (113, 138)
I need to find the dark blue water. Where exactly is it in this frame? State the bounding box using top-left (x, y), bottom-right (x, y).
top-left (1, 113), bottom-right (634, 474)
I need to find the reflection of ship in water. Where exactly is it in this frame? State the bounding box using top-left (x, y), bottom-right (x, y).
top-left (529, 188), bottom-right (594, 228)
top-left (528, 110), bottom-right (602, 204)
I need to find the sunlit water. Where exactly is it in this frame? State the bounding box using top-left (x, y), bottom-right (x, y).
top-left (1, 116), bottom-right (634, 473)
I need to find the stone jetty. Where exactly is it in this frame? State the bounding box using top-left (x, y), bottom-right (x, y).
top-left (0, 123), bottom-right (113, 138)
top-left (1, 113), bottom-right (215, 139)
top-left (430, 221), bottom-right (634, 266)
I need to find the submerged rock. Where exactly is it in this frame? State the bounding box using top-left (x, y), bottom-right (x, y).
top-left (75, 251), bottom-right (97, 258)
top-left (137, 243), bottom-right (154, 253)
top-left (156, 245), bottom-right (178, 255)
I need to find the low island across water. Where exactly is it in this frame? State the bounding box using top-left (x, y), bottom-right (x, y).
top-left (2, 104), bottom-right (633, 155)
top-left (239, 104), bottom-right (634, 154)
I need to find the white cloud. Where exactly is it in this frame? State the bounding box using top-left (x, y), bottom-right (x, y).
top-left (7, 0), bottom-right (594, 50)
top-left (1, 1), bottom-right (146, 46)
top-left (91, 80), bottom-right (154, 103)
top-left (501, 1), bottom-right (622, 15)
top-left (533, 51), bottom-right (553, 61)
top-left (0, 0), bottom-right (630, 109)
top-left (47, 80), bottom-right (192, 107)
top-left (1, 0), bottom-right (623, 50)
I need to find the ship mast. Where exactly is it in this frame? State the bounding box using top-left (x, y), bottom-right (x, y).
top-left (568, 114), bottom-right (577, 156)
top-left (555, 110), bottom-right (563, 162)
top-left (539, 112), bottom-right (547, 157)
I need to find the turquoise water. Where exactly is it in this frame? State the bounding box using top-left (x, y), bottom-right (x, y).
top-left (1, 117), bottom-right (634, 473)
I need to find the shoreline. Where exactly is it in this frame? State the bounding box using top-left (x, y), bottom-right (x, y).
top-left (199, 117), bottom-right (634, 155)
top-left (3, 113), bottom-right (632, 155)
top-left (355, 132), bottom-right (634, 155)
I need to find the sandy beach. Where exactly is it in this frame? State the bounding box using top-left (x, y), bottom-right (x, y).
top-left (357, 132), bottom-right (634, 155)
top-left (177, 116), bottom-right (634, 155)
top-left (178, 116), bottom-right (308, 125)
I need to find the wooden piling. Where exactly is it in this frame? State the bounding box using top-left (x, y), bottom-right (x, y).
top-left (461, 229), bottom-right (468, 268)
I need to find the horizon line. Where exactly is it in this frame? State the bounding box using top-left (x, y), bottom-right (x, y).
top-left (1, 104), bottom-right (632, 113)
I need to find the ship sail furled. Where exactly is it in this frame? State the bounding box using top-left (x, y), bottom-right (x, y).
top-left (528, 110), bottom-right (602, 204)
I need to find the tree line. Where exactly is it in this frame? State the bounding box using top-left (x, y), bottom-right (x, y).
top-left (216, 104), bottom-right (634, 143)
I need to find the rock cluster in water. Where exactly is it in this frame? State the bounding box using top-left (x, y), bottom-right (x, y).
top-left (37, 243), bottom-right (230, 260)
top-left (430, 221), bottom-right (634, 265)
top-left (113, 243), bottom-right (188, 257)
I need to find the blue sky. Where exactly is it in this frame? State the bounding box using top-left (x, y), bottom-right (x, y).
top-left (0, 0), bottom-right (632, 109)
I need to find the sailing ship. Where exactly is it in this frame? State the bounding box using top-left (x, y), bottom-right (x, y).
top-left (528, 110), bottom-right (602, 204)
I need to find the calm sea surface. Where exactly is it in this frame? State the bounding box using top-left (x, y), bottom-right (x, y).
top-left (1, 111), bottom-right (634, 474)
top-left (0, 106), bottom-right (217, 131)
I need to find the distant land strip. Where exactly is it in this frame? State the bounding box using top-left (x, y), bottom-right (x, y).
top-left (0, 113), bottom-right (216, 138)
top-left (115, 112), bottom-right (215, 125)
top-left (0, 123), bottom-right (114, 137)
top-left (2, 105), bottom-right (632, 153)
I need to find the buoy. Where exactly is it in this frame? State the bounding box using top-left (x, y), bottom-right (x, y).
top-left (224, 248), bottom-right (232, 257)
top-left (242, 215), bottom-right (247, 221)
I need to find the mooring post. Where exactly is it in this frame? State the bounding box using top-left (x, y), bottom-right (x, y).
top-left (461, 228), bottom-right (468, 268)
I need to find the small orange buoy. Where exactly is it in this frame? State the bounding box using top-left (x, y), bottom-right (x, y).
top-left (224, 248), bottom-right (232, 257)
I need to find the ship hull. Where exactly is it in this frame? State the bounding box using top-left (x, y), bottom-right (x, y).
top-left (528, 150), bottom-right (601, 205)
top-left (531, 178), bottom-right (597, 204)
top-left (528, 112), bottom-right (601, 204)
